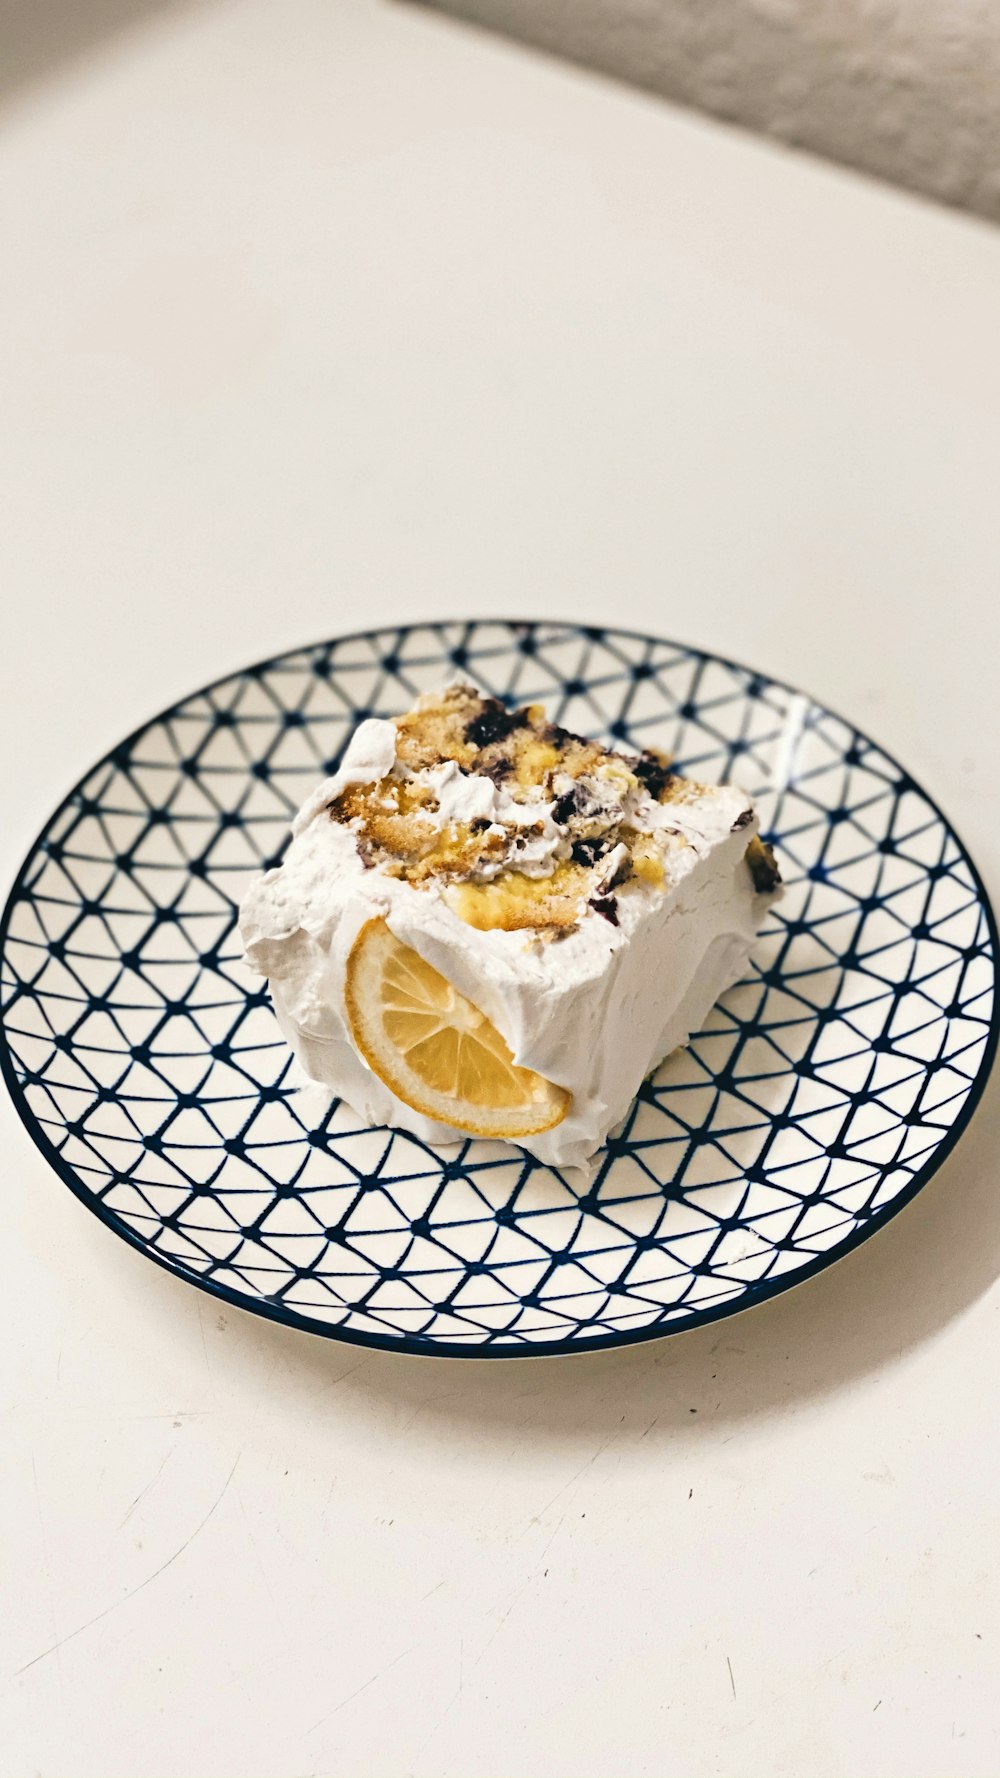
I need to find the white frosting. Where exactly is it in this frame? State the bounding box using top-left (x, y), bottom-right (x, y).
top-left (420, 760), bottom-right (498, 825)
top-left (412, 761), bottom-right (566, 878)
top-left (239, 719), bottom-right (770, 1169)
top-left (290, 717), bottom-right (398, 836)
top-left (593, 840), bottom-right (630, 894)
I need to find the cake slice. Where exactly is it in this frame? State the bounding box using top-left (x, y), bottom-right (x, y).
top-left (239, 685), bottom-right (780, 1168)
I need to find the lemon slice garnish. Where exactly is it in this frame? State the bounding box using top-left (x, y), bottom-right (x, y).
top-left (344, 918), bottom-right (570, 1139)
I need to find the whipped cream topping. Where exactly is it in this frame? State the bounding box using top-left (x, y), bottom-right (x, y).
top-left (291, 718), bottom-right (398, 837)
top-left (240, 701), bottom-right (775, 1168)
top-left (414, 759), bottom-right (566, 878)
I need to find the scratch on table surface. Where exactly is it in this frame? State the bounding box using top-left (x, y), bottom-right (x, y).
top-left (727, 1655), bottom-right (736, 1700)
top-left (639, 1417), bottom-right (659, 1440)
top-left (538, 1511), bottom-right (567, 1566)
top-left (115, 1411), bottom-right (210, 1421)
top-left (31, 1457), bottom-right (63, 1694)
top-left (411, 1635), bottom-right (466, 1761)
top-left (533, 1431), bottom-right (618, 1522)
top-left (196, 1301), bottom-right (213, 1384)
top-left (420, 1579), bottom-right (446, 1602)
top-left (401, 1390), bottom-right (460, 1434)
top-left (325, 1358), bottom-right (370, 1391)
top-left (16, 1455), bottom-right (240, 1676)
top-left (120, 1451), bottom-right (173, 1527)
top-left (305, 1642), bottom-right (416, 1737)
top-left (238, 1491), bottom-right (281, 1616)
top-left (30, 1459), bottom-right (48, 1576)
top-left (473, 1574), bottom-right (534, 1671)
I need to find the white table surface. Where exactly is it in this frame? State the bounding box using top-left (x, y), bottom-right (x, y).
top-left (2, 3), bottom-right (1000, 1775)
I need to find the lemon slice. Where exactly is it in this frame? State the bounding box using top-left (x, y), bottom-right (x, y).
top-left (344, 918), bottom-right (570, 1139)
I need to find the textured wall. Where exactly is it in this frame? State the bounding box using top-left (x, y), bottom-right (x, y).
top-left (415, 0), bottom-right (1000, 222)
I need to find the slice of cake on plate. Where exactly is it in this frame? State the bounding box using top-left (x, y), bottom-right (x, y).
top-left (239, 684), bottom-right (780, 1169)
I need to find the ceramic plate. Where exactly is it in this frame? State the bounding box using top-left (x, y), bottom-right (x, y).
top-left (2, 622), bottom-right (996, 1356)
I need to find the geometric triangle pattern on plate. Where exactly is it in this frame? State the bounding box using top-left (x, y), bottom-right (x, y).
top-left (2, 622), bottom-right (997, 1355)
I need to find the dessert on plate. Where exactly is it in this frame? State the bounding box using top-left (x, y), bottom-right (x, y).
top-left (239, 684), bottom-right (780, 1168)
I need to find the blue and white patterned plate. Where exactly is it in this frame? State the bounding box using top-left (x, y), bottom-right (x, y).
top-left (2, 622), bottom-right (996, 1357)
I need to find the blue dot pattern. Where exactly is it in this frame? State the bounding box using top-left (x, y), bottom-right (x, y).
top-left (1, 623), bottom-right (996, 1355)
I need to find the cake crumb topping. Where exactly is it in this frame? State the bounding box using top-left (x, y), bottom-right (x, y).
top-left (322, 684), bottom-right (777, 930)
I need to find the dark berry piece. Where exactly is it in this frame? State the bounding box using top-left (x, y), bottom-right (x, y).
top-left (571, 837), bottom-right (606, 868)
top-left (465, 699), bottom-right (523, 749)
top-left (633, 751), bottom-right (674, 800)
top-left (589, 895), bottom-right (619, 925)
top-left (552, 787), bottom-right (580, 826)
